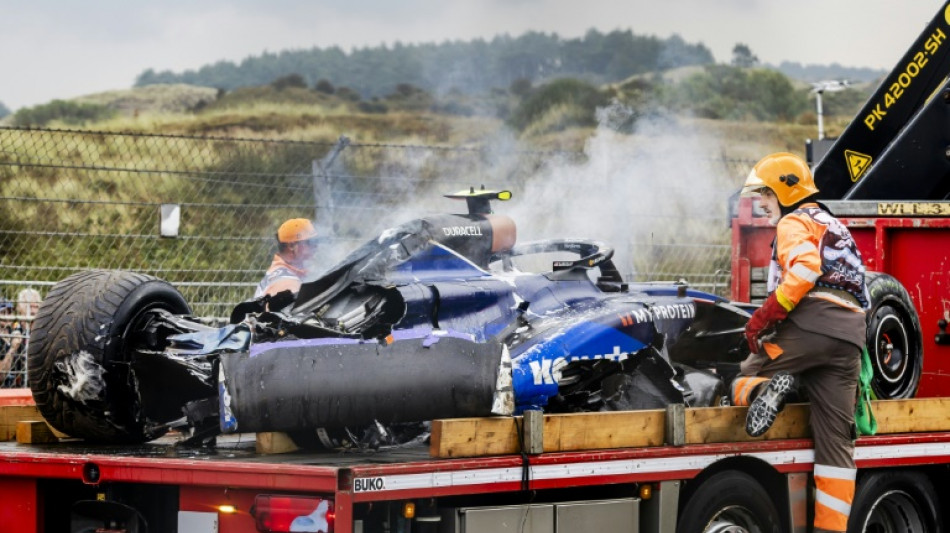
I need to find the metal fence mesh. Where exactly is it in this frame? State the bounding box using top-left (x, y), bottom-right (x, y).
top-left (0, 125), bottom-right (755, 388)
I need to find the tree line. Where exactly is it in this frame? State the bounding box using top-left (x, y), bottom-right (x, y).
top-left (135, 29), bottom-right (715, 97)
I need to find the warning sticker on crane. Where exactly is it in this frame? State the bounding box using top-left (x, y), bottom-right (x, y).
top-left (844, 150), bottom-right (872, 182)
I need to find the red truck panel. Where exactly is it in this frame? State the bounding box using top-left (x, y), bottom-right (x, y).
top-left (0, 478), bottom-right (39, 531)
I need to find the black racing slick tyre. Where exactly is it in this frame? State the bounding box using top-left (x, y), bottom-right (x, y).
top-left (848, 470), bottom-right (941, 532)
top-left (865, 272), bottom-right (923, 399)
top-left (676, 470), bottom-right (782, 533)
top-left (27, 270), bottom-right (191, 443)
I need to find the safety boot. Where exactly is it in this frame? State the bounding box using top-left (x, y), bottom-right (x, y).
top-left (745, 371), bottom-right (795, 437)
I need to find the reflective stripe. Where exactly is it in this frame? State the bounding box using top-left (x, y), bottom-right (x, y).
top-left (786, 242), bottom-right (817, 265)
top-left (255, 273), bottom-right (301, 297)
top-left (815, 464), bottom-right (855, 531)
top-left (774, 288), bottom-right (795, 312)
top-left (815, 500), bottom-right (849, 531)
top-left (816, 489), bottom-right (852, 516)
top-left (790, 263), bottom-right (820, 282)
top-left (734, 376), bottom-right (767, 406)
top-left (814, 464), bottom-right (857, 481)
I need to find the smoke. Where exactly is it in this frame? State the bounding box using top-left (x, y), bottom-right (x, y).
top-left (308, 101), bottom-right (743, 290)
top-left (506, 101), bottom-right (738, 280)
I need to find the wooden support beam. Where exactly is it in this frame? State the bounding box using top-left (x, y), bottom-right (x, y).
top-left (872, 397), bottom-right (950, 433)
top-left (16, 421), bottom-right (59, 444)
top-left (430, 416), bottom-right (522, 458)
top-left (255, 432), bottom-right (300, 455)
top-left (431, 398), bottom-right (950, 458)
top-left (431, 410), bottom-right (665, 458)
top-left (523, 410), bottom-right (543, 455)
top-left (665, 404), bottom-right (686, 446)
top-left (685, 404), bottom-right (812, 444)
top-left (0, 405), bottom-right (45, 441)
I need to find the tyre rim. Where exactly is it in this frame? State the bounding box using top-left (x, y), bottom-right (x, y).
top-left (861, 489), bottom-right (927, 532)
top-left (704, 505), bottom-right (762, 533)
top-left (874, 314), bottom-right (909, 386)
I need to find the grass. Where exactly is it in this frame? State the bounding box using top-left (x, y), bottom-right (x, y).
top-left (0, 82), bottom-right (856, 297)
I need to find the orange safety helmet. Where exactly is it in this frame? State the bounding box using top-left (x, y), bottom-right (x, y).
top-left (741, 152), bottom-right (819, 207)
top-left (277, 218), bottom-right (317, 244)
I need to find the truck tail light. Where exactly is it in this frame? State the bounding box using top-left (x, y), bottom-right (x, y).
top-left (251, 495), bottom-right (334, 533)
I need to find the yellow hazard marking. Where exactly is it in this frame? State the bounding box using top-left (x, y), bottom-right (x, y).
top-left (945, 4), bottom-right (950, 25)
top-left (844, 150), bottom-right (872, 182)
top-left (862, 26), bottom-right (947, 131)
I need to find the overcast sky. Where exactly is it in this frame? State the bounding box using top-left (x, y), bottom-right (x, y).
top-left (0, 0), bottom-right (944, 111)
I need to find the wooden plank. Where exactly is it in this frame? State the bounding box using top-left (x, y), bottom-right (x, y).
top-left (434, 398), bottom-right (950, 457)
top-left (255, 432), bottom-right (300, 455)
top-left (685, 404), bottom-right (812, 444)
top-left (0, 405), bottom-right (45, 441)
top-left (431, 410), bottom-right (665, 458)
top-left (431, 417), bottom-right (521, 458)
top-left (872, 397), bottom-right (950, 433)
top-left (16, 421), bottom-right (59, 444)
top-left (543, 410), bottom-right (665, 452)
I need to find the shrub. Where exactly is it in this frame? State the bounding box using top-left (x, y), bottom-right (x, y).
top-left (12, 100), bottom-right (117, 127)
top-left (336, 87), bottom-right (361, 101)
top-left (507, 78), bottom-right (608, 132)
top-left (271, 74), bottom-right (308, 91)
top-left (314, 79), bottom-right (336, 94)
top-left (509, 78), bottom-right (533, 97)
top-left (665, 65), bottom-right (807, 121)
top-left (357, 100), bottom-right (388, 114)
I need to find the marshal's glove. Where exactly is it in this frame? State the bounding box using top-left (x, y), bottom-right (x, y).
top-left (744, 292), bottom-right (789, 354)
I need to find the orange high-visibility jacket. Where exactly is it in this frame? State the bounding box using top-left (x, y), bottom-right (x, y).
top-left (766, 204), bottom-right (868, 312)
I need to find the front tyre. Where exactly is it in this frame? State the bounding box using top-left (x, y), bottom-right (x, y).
top-left (849, 470), bottom-right (941, 532)
top-left (677, 470), bottom-right (781, 533)
top-left (27, 270), bottom-right (190, 443)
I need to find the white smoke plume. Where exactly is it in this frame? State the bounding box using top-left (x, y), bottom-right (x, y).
top-left (309, 101), bottom-right (747, 292)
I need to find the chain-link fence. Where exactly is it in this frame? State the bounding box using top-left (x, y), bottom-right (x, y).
top-left (0, 125), bottom-right (755, 387)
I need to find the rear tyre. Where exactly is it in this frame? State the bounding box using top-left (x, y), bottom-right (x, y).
top-left (27, 270), bottom-right (190, 443)
top-left (849, 470), bottom-right (941, 532)
top-left (677, 470), bottom-right (781, 533)
top-left (865, 272), bottom-right (922, 399)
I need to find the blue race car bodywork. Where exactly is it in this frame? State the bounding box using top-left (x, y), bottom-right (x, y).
top-left (194, 196), bottom-right (753, 439)
top-left (29, 190), bottom-right (754, 446)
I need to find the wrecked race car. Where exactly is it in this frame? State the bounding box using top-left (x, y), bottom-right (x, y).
top-left (27, 189), bottom-right (754, 446)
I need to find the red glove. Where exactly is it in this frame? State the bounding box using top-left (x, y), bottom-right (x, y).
top-left (745, 292), bottom-right (789, 354)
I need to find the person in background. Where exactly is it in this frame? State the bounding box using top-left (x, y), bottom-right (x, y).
top-left (0, 289), bottom-right (41, 388)
top-left (17, 288), bottom-right (41, 319)
top-left (0, 298), bottom-right (24, 388)
top-left (731, 152), bottom-right (868, 533)
top-left (255, 218), bottom-right (318, 298)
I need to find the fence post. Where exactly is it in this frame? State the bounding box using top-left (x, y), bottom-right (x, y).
top-left (312, 135), bottom-right (351, 235)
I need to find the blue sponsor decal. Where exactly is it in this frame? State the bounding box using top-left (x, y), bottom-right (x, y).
top-left (511, 322), bottom-right (646, 410)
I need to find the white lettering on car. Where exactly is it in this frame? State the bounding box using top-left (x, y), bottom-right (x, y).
top-left (442, 225), bottom-right (483, 237)
top-left (529, 346), bottom-right (629, 385)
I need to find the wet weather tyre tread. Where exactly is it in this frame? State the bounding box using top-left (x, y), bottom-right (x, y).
top-left (676, 470), bottom-right (781, 533)
top-left (27, 270), bottom-right (189, 443)
top-left (864, 272), bottom-right (923, 399)
top-left (849, 470), bottom-right (941, 532)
